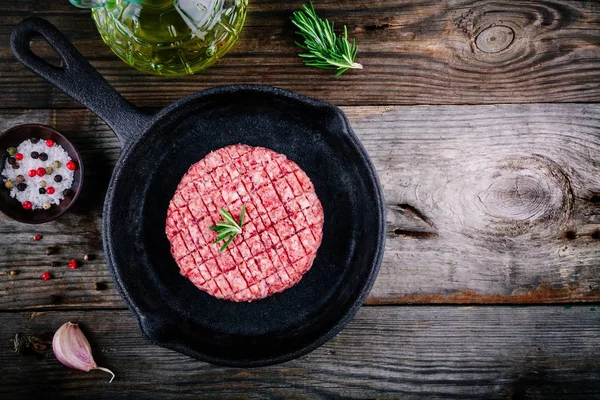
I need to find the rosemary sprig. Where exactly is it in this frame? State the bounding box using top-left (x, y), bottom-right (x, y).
top-left (291, 1), bottom-right (362, 77)
top-left (209, 206), bottom-right (246, 251)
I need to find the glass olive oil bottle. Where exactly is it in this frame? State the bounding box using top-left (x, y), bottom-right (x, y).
top-left (70, 0), bottom-right (247, 76)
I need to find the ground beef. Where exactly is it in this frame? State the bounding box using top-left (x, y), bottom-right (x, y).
top-left (166, 144), bottom-right (324, 302)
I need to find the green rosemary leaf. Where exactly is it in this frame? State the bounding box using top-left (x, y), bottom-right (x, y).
top-left (291, 1), bottom-right (362, 76)
top-left (219, 208), bottom-right (238, 226)
top-left (239, 205), bottom-right (246, 227)
top-left (219, 235), bottom-right (236, 252)
top-left (213, 227), bottom-right (237, 241)
top-left (209, 206), bottom-right (246, 251)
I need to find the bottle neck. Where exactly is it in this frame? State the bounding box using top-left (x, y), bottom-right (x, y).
top-left (131, 0), bottom-right (173, 9)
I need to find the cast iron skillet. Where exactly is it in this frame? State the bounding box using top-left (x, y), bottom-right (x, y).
top-left (11, 17), bottom-right (386, 367)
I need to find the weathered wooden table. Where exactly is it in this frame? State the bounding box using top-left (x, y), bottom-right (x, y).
top-left (1, 1), bottom-right (600, 398)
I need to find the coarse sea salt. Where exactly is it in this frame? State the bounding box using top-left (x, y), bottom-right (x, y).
top-left (1, 139), bottom-right (75, 210)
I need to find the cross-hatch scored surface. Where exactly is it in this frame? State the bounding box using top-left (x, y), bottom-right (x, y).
top-left (166, 144), bottom-right (324, 302)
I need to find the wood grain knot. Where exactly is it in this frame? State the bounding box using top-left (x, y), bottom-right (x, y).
top-left (474, 155), bottom-right (573, 236)
top-left (455, 2), bottom-right (581, 65)
top-left (475, 26), bottom-right (514, 53)
top-left (429, 155), bottom-right (575, 240)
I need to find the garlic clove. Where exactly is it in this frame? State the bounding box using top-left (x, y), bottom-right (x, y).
top-left (52, 321), bottom-right (115, 383)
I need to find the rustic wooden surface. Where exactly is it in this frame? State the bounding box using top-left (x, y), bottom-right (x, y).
top-left (1, 307), bottom-right (599, 399)
top-left (1, 0), bottom-right (600, 398)
top-left (1, 0), bottom-right (600, 107)
top-left (1, 105), bottom-right (600, 309)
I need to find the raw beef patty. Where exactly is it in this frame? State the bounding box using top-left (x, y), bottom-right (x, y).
top-left (166, 144), bottom-right (324, 302)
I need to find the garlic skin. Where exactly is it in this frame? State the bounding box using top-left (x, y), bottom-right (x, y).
top-left (52, 321), bottom-right (115, 383)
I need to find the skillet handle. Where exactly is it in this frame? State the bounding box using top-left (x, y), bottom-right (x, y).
top-left (10, 17), bottom-right (151, 146)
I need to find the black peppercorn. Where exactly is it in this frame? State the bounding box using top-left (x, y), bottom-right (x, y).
top-left (16, 183), bottom-right (27, 191)
top-left (30, 151), bottom-right (39, 159)
top-left (39, 152), bottom-right (48, 161)
top-left (50, 294), bottom-right (62, 304)
top-left (30, 137), bottom-right (40, 144)
top-left (7, 156), bottom-right (16, 165)
top-left (63, 189), bottom-right (72, 197)
top-left (54, 175), bottom-right (63, 183)
top-left (39, 187), bottom-right (46, 195)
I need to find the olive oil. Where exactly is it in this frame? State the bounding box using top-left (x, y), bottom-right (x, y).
top-left (85, 0), bottom-right (247, 76)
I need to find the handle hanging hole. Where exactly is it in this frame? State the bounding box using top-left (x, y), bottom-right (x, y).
top-left (29, 36), bottom-right (64, 68)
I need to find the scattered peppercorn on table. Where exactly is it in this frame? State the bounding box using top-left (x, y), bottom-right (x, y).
top-left (1, 1), bottom-right (600, 398)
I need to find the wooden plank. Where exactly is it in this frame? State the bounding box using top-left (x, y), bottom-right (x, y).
top-left (1, 0), bottom-right (600, 107)
top-left (1, 306), bottom-right (599, 398)
top-left (1, 104), bottom-right (599, 309)
top-left (352, 104), bottom-right (600, 305)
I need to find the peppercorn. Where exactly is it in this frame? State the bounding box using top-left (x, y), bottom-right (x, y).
top-left (95, 282), bottom-right (107, 291)
top-left (45, 166), bottom-right (54, 175)
top-left (22, 201), bottom-right (32, 210)
top-left (36, 167), bottom-right (46, 177)
top-left (39, 180), bottom-right (47, 188)
top-left (39, 153), bottom-right (48, 161)
top-left (30, 137), bottom-right (40, 144)
top-left (68, 259), bottom-right (78, 270)
top-left (7, 156), bottom-right (16, 165)
top-left (12, 162), bottom-right (20, 170)
top-left (54, 175), bottom-right (63, 183)
top-left (39, 187), bottom-right (46, 195)
top-left (42, 202), bottom-right (51, 210)
top-left (46, 187), bottom-right (55, 195)
top-left (33, 234), bottom-right (42, 241)
top-left (16, 175), bottom-right (25, 183)
top-left (46, 139), bottom-right (54, 147)
top-left (4, 180), bottom-right (14, 190)
top-left (9, 270), bottom-right (18, 276)
top-left (66, 161), bottom-right (76, 171)
top-left (28, 169), bottom-right (37, 177)
top-left (16, 183), bottom-right (27, 191)
top-left (50, 294), bottom-right (62, 304)
top-left (45, 246), bottom-right (57, 255)
top-left (6, 147), bottom-right (17, 156)
top-left (30, 151), bottom-right (39, 159)
top-left (15, 153), bottom-right (23, 161)
top-left (41, 271), bottom-right (51, 281)
top-left (53, 160), bottom-right (62, 169)
top-left (63, 189), bottom-right (72, 197)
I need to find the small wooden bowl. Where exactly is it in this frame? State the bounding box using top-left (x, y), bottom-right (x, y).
top-left (0, 124), bottom-right (84, 224)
